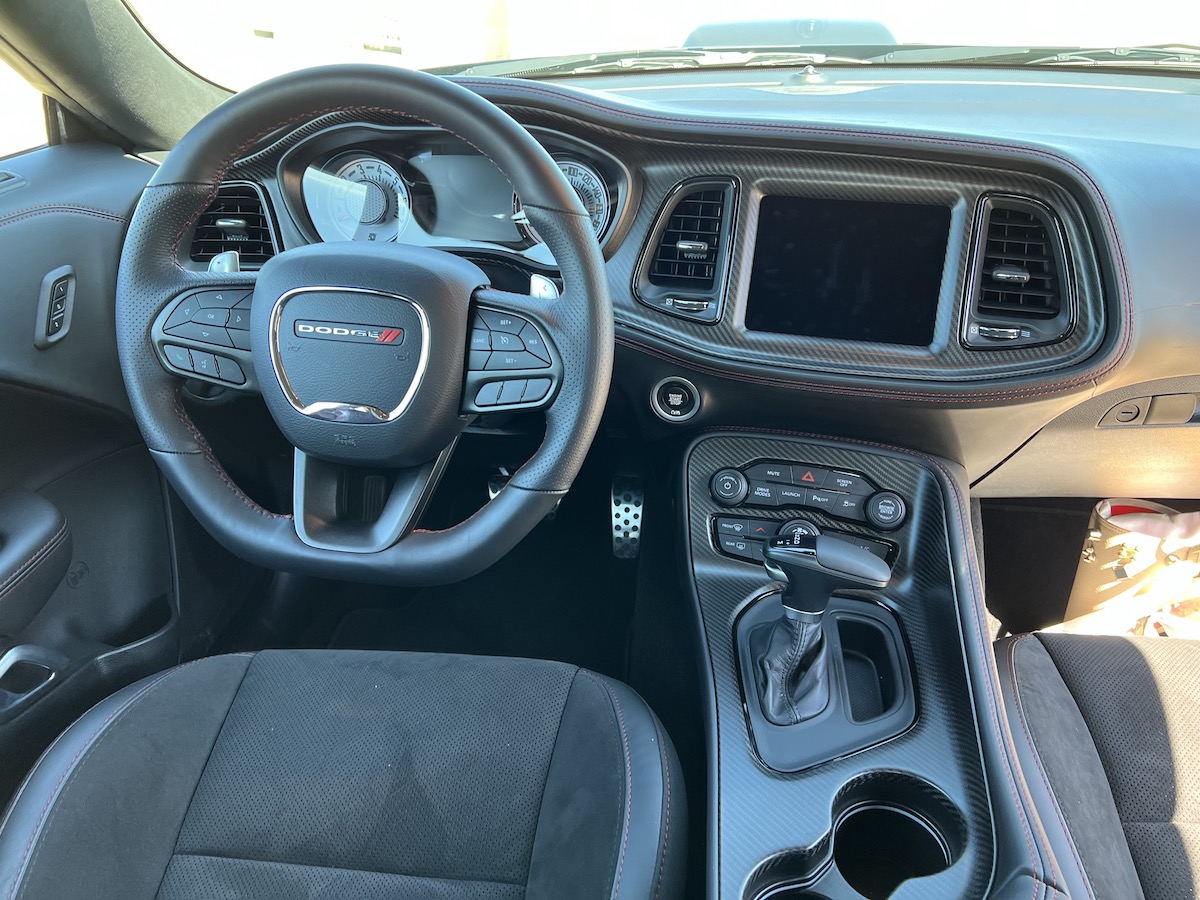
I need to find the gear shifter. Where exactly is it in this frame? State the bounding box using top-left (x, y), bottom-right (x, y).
top-left (750, 534), bottom-right (892, 726)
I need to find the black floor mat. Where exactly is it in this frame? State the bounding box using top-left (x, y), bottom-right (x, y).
top-left (320, 494), bottom-right (637, 681)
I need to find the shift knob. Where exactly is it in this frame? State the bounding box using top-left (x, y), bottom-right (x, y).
top-left (762, 534), bottom-right (891, 619)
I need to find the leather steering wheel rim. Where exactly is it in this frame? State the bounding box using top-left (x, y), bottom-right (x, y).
top-left (115, 65), bottom-right (613, 586)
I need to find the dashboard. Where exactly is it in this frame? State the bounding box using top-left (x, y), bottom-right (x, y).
top-left (183, 65), bottom-right (1200, 496)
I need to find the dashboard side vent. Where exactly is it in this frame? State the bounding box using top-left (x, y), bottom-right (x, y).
top-left (963, 195), bottom-right (1074, 349)
top-left (189, 182), bottom-right (277, 268)
top-left (635, 178), bottom-right (737, 323)
top-left (648, 187), bottom-right (727, 290)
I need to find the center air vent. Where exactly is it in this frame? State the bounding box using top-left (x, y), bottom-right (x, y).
top-left (635, 178), bottom-right (737, 324)
top-left (963, 195), bottom-right (1074, 349)
top-left (189, 182), bottom-right (277, 268)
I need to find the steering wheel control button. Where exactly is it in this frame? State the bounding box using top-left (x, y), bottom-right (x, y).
top-left (489, 331), bottom-right (525, 352)
top-left (519, 323), bottom-right (551, 362)
top-left (485, 351), bottom-right (548, 371)
top-left (478, 310), bottom-right (524, 334)
top-left (468, 350), bottom-right (491, 371)
top-left (192, 308), bottom-right (230, 327)
top-left (166, 321), bottom-right (235, 347)
top-left (195, 290), bottom-right (249, 308)
top-left (190, 350), bottom-right (219, 379)
top-left (498, 380), bottom-right (527, 404)
top-left (227, 308), bottom-right (250, 330)
top-left (164, 296), bottom-right (204, 330)
top-left (475, 382), bottom-right (503, 406)
top-left (710, 469), bottom-right (748, 506)
top-left (214, 355), bottom-right (246, 385)
top-left (523, 378), bottom-right (553, 402)
top-left (866, 492), bottom-right (908, 530)
top-left (745, 462), bottom-right (790, 483)
top-left (470, 329), bottom-right (491, 351)
top-left (826, 472), bottom-right (872, 495)
top-left (650, 377), bottom-right (700, 423)
top-left (163, 344), bottom-right (193, 372)
top-left (779, 518), bottom-right (822, 539)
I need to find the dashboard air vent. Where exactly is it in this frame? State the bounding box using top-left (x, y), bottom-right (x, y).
top-left (963, 194), bottom-right (1074, 349)
top-left (978, 204), bottom-right (1061, 318)
top-left (189, 183), bottom-right (277, 268)
top-left (635, 178), bottom-right (737, 324)
top-left (648, 187), bottom-right (727, 290)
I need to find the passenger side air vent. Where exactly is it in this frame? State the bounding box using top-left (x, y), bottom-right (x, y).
top-left (963, 195), bottom-right (1074, 349)
top-left (189, 183), bottom-right (277, 268)
top-left (635, 178), bottom-right (737, 324)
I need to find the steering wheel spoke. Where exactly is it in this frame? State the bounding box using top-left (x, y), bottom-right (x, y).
top-left (292, 440), bottom-right (457, 553)
top-left (152, 281), bottom-right (259, 390)
top-left (465, 287), bottom-right (565, 414)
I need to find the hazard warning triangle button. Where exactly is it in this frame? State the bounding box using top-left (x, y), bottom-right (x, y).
top-left (791, 465), bottom-right (828, 488)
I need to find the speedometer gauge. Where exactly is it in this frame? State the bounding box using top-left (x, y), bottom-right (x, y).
top-left (515, 158), bottom-right (612, 242)
top-left (303, 155), bottom-right (411, 243)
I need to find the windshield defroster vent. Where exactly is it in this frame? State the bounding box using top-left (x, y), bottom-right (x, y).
top-left (635, 178), bottom-right (737, 323)
top-left (189, 182), bottom-right (278, 268)
top-left (963, 195), bottom-right (1074, 349)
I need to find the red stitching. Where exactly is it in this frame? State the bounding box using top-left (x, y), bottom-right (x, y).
top-left (171, 392), bottom-right (292, 520)
top-left (703, 426), bottom-right (1051, 890)
top-left (1006, 635), bottom-right (1096, 900)
top-left (651, 717), bottom-right (671, 900)
top-left (0, 207), bottom-right (124, 232)
top-left (472, 78), bottom-right (1134, 401)
top-left (585, 673), bottom-right (633, 900)
top-left (5, 666), bottom-right (177, 899)
top-left (617, 335), bottom-right (1099, 404)
top-left (0, 521), bottom-right (68, 596)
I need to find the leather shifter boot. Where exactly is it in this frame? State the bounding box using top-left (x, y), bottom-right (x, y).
top-left (749, 612), bottom-right (830, 726)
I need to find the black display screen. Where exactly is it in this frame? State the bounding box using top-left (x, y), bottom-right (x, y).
top-left (745, 195), bottom-right (951, 346)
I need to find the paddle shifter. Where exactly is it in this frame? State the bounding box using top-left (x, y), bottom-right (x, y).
top-left (750, 534), bottom-right (892, 726)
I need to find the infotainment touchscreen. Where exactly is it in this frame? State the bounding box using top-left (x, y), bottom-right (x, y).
top-left (744, 195), bottom-right (951, 346)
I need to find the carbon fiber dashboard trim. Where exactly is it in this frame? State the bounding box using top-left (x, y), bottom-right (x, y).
top-left (685, 432), bottom-right (1005, 898)
top-left (218, 76), bottom-right (1126, 403)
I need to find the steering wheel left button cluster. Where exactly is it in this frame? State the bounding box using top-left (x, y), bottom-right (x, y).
top-left (154, 287), bottom-right (256, 389)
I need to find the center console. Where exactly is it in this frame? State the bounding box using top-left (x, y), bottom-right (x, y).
top-left (682, 432), bottom-right (1046, 899)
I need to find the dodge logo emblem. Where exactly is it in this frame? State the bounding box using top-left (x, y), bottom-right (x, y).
top-left (294, 320), bottom-right (404, 345)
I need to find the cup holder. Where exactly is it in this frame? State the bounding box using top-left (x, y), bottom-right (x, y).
top-left (833, 804), bottom-right (953, 899)
top-left (745, 773), bottom-right (967, 900)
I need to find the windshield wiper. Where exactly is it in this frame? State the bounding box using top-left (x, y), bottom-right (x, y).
top-left (1024, 44), bottom-right (1200, 67)
top-left (428, 47), bottom-right (872, 79)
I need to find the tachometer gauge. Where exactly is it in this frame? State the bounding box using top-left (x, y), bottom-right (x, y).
top-left (303, 155), bottom-right (411, 243)
top-left (515, 158), bottom-right (612, 242)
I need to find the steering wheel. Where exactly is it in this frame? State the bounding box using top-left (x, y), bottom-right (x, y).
top-left (115, 65), bottom-right (613, 585)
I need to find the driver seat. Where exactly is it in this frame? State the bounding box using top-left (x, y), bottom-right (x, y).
top-left (0, 650), bottom-right (685, 899)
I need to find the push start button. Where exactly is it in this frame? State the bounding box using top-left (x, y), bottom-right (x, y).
top-left (651, 376), bottom-right (701, 422)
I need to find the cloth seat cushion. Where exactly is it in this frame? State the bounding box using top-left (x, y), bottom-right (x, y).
top-left (0, 649), bottom-right (685, 900)
top-left (996, 633), bottom-right (1200, 900)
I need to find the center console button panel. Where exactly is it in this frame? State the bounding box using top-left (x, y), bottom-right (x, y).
top-left (708, 459), bottom-right (908, 529)
top-left (713, 515), bottom-right (895, 564)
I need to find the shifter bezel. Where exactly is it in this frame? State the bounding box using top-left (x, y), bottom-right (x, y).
top-left (735, 592), bottom-right (917, 773)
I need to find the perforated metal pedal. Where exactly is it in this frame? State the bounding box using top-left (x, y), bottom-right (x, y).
top-left (612, 476), bottom-right (645, 559)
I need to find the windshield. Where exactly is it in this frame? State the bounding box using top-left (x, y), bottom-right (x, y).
top-left (127, 0), bottom-right (1200, 88)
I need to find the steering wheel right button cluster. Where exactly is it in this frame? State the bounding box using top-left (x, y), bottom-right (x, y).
top-left (464, 308), bottom-right (560, 413)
